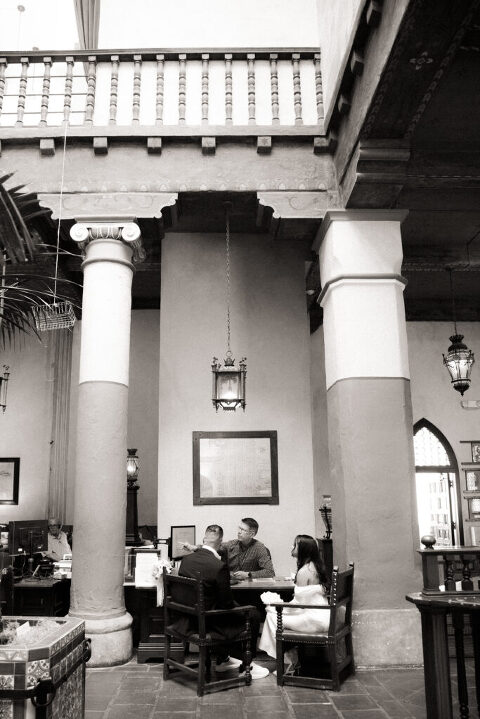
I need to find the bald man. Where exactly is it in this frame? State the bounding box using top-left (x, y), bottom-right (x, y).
top-left (45, 518), bottom-right (71, 561)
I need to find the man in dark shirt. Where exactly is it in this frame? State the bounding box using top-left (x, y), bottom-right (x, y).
top-left (178, 524), bottom-right (268, 679)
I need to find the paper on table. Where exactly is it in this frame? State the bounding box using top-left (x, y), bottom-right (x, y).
top-left (134, 552), bottom-right (158, 587)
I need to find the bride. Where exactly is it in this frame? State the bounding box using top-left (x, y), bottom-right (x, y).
top-left (258, 534), bottom-right (330, 667)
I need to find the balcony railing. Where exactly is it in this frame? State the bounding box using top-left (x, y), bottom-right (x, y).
top-left (0, 48), bottom-right (324, 137)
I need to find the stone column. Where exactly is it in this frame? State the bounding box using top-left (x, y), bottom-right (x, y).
top-left (69, 221), bottom-right (144, 666)
top-left (314, 209), bottom-right (422, 666)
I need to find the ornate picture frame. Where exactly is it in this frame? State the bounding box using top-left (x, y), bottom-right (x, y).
top-left (193, 431), bottom-right (279, 505)
top-left (0, 458), bottom-right (19, 505)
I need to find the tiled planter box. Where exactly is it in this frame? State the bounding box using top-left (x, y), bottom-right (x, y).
top-left (0, 616), bottom-right (86, 719)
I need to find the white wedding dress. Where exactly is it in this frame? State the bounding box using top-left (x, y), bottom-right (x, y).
top-left (258, 582), bottom-right (330, 659)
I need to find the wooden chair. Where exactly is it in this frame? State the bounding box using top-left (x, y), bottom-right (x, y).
top-left (0, 566), bottom-right (14, 616)
top-left (273, 562), bottom-right (355, 690)
top-left (163, 570), bottom-right (254, 697)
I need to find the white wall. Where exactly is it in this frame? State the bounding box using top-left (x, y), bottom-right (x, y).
top-left (316, 0), bottom-right (364, 122)
top-left (158, 232), bottom-right (316, 577)
top-left (0, 334), bottom-right (53, 521)
top-left (99, 0), bottom-right (319, 49)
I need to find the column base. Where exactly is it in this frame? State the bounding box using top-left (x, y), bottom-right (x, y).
top-left (69, 611), bottom-right (133, 667)
top-left (353, 608), bottom-right (422, 666)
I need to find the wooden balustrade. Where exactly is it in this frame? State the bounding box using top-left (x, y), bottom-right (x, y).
top-left (0, 48), bottom-right (324, 135)
top-left (418, 546), bottom-right (480, 595)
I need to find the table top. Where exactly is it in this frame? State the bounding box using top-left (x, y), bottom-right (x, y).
top-left (15, 577), bottom-right (69, 588)
top-left (232, 577), bottom-right (294, 591)
top-left (407, 591), bottom-right (480, 610)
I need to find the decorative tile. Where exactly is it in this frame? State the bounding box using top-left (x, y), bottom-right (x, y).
top-left (0, 701), bottom-right (13, 719)
top-left (0, 676), bottom-right (13, 690)
top-left (26, 659), bottom-right (50, 689)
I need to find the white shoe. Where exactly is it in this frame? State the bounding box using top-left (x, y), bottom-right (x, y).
top-left (215, 656), bottom-right (243, 672)
top-left (240, 662), bottom-right (270, 680)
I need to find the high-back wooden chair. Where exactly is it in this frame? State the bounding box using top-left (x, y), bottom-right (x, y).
top-left (163, 570), bottom-right (254, 697)
top-left (273, 562), bottom-right (355, 690)
top-left (0, 566), bottom-right (14, 616)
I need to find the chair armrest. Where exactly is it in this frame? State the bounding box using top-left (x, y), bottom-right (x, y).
top-left (270, 602), bottom-right (330, 610)
top-left (166, 601), bottom-right (199, 615)
top-left (204, 605), bottom-right (255, 618)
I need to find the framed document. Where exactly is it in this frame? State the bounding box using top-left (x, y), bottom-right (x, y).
top-left (193, 431), bottom-right (278, 505)
top-left (170, 525), bottom-right (196, 560)
top-left (134, 548), bottom-right (159, 587)
top-left (0, 458), bottom-right (19, 505)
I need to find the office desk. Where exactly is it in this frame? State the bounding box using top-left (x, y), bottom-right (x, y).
top-left (232, 577), bottom-right (294, 593)
top-left (13, 577), bottom-right (70, 616)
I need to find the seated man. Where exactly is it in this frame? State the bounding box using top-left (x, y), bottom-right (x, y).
top-left (223, 517), bottom-right (274, 580)
top-left (177, 524), bottom-right (268, 679)
top-left (182, 517), bottom-right (275, 580)
top-left (45, 518), bottom-right (71, 561)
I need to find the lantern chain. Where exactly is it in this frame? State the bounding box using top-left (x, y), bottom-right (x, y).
top-left (225, 203), bottom-right (231, 356)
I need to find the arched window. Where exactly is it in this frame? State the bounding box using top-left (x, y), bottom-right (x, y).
top-left (413, 419), bottom-right (463, 546)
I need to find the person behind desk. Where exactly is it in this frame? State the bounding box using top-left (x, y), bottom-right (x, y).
top-left (177, 524), bottom-right (269, 679)
top-left (222, 518), bottom-right (275, 580)
top-left (45, 518), bottom-right (71, 561)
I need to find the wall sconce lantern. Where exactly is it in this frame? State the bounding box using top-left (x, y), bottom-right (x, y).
top-left (442, 271), bottom-right (474, 396)
top-left (126, 448), bottom-right (139, 487)
top-left (211, 202), bottom-right (247, 412)
top-left (0, 366), bottom-right (10, 413)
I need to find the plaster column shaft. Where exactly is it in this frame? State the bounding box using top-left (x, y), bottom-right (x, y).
top-left (314, 210), bottom-right (422, 666)
top-left (69, 222), bottom-right (142, 666)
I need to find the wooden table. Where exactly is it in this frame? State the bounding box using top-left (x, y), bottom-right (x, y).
top-left (406, 591), bottom-right (480, 719)
top-left (13, 577), bottom-right (70, 616)
top-left (231, 577), bottom-right (294, 593)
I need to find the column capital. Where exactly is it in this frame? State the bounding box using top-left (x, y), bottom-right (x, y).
top-left (70, 221), bottom-right (145, 263)
top-left (313, 209), bottom-right (409, 254)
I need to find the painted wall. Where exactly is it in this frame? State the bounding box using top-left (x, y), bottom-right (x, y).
top-left (0, 334), bottom-right (53, 522)
top-left (407, 321), bottom-right (480, 540)
top-left (310, 325), bottom-right (330, 538)
top-left (67, 310), bottom-right (160, 527)
top-left (99, 0), bottom-right (319, 49)
top-left (158, 232), bottom-right (316, 577)
top-left (316, 0), bottom-right (364, 121)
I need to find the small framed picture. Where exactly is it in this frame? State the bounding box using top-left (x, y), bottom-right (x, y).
top-left (0, 458), bottom-right (19, 505)
top-left (466, 470), bottom-right (480, 491)
top-left (472, 443), bottom-right (480, 463)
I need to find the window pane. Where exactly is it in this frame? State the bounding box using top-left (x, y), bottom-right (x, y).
top-left (414, 427), bottom-right (450, 466)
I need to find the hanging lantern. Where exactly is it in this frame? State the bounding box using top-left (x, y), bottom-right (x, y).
top-left (126, 448), bottom-right (139, 487)
top-left (443, 334), bottom-right (474, 396)
top-left (0, 366), bottom-right (10, 413)
top-left (442, 270), bottom-right (475, 396)
top-left (211, 202), bottom-right (247, 412)
top-left (212, 354), bottom-right (247, 411)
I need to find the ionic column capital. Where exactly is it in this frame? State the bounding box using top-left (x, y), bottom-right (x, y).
top-left (70, 221), bottom-right (145, 263)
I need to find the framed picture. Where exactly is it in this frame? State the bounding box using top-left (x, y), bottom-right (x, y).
top-left (466, 470), bottom-right (480, 492)
top-left (193, 431), bottom-right (278, 505)
top-left (0, 458), bottom-right (19, 505)
top-left (472, 443), bottom-right (480, 463)
top-left (170, 525), bottom-right (196, 560)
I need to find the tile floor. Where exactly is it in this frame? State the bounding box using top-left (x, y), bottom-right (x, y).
top-left (85, 652), bottom-right (435, 719)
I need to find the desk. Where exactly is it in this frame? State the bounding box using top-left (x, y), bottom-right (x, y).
top-left (406, 592), bottom-right (480, 719)
top-left (13, 577), bottom-right (70, 616)
top-left (232, 577), bottom-right (294, 593)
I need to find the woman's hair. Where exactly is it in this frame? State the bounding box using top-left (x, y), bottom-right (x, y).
top-left (294, 534), bottom-right (329, 590)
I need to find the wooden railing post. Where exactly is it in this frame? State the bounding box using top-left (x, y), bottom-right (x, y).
top-left (155, 54), bottom-right (165, 125)
top-left (109, 55), bottom-right (119, 125)
top-left (63, 56), bottom-right (74, 125)
top-left (201, 54), bottom-right (209, 125)
top-left (292, 53), bottom-right (302, 125)
top-left (15, 57), bottom-right (29, 127)
top-left (269, 53), bottom-right (279, 125)
top-left (84, 55), bottom-right (97, 125)
top-left (132, 54), bottom-right (142, 124)
top-left (178, 54), bottom-right (186, 125)
top-left (247, 53), bottom-right (255, 125)
top-left (39, 57), bottom-right (52, 127)
top-left (0, 58), bottom-right (7, 119)
top-left (225, 53), bottom-right (233, 126)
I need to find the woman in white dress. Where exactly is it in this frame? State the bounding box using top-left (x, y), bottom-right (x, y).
top-left (258, 535), bottom-right (330, 665)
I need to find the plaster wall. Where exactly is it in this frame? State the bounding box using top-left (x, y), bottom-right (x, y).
top-left (99, 0), bottom-right (319, 50)
top-left (0, 335), bottom-right (52, 521)
top-left (67, 310), bottom-right (160, 527)
top-left (316, 0), bottom-right (364, 121)
top-left (309, 326), bottom-right (330, 538)
top-left (158, 232), bottom-right (315, 577)
top-left (407, 321), bottom-right (480, 540)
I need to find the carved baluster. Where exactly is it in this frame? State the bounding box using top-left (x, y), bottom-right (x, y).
top-left (63, 56), bottom-right (74, 125)
top-left (225, 53), bottom-right (233, 125)
top-left (292, 53), bottom-right (302, 125)
top-left (314, 52), bottom-right (324, 121)
top-left (201, 53), bottom-right (209, 125)
top-left (132, 54), bottom-right (142, 124)
top-left (269, 53), bottom-right (279, 125)
top-left (109, 54), bottom-right (119, 125)
top-left (84, 55), bottom-right (97, 125)
top-left (39, 56), bottom-right (52, 126)
top-left (15, 57), bottom-right (29, 127)
top-left (461, 558), bottom-right (473, 591)
top-left (155, 54), bottom-right (164, 125)
top-left (247, 53), bottom-right (255, 124)
top-left (0, 58), bottom-right (7, 119)
top-left (444, 555), bottom-right (456, 591)
top-left (178, 53), bottom-right (186, 125)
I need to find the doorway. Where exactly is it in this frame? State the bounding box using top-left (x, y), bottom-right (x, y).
top-left (413, 419), bottom-right (463, 546)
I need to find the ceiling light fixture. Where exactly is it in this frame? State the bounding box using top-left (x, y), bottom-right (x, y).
top-left (443, 270), bottom-right (474, 396)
